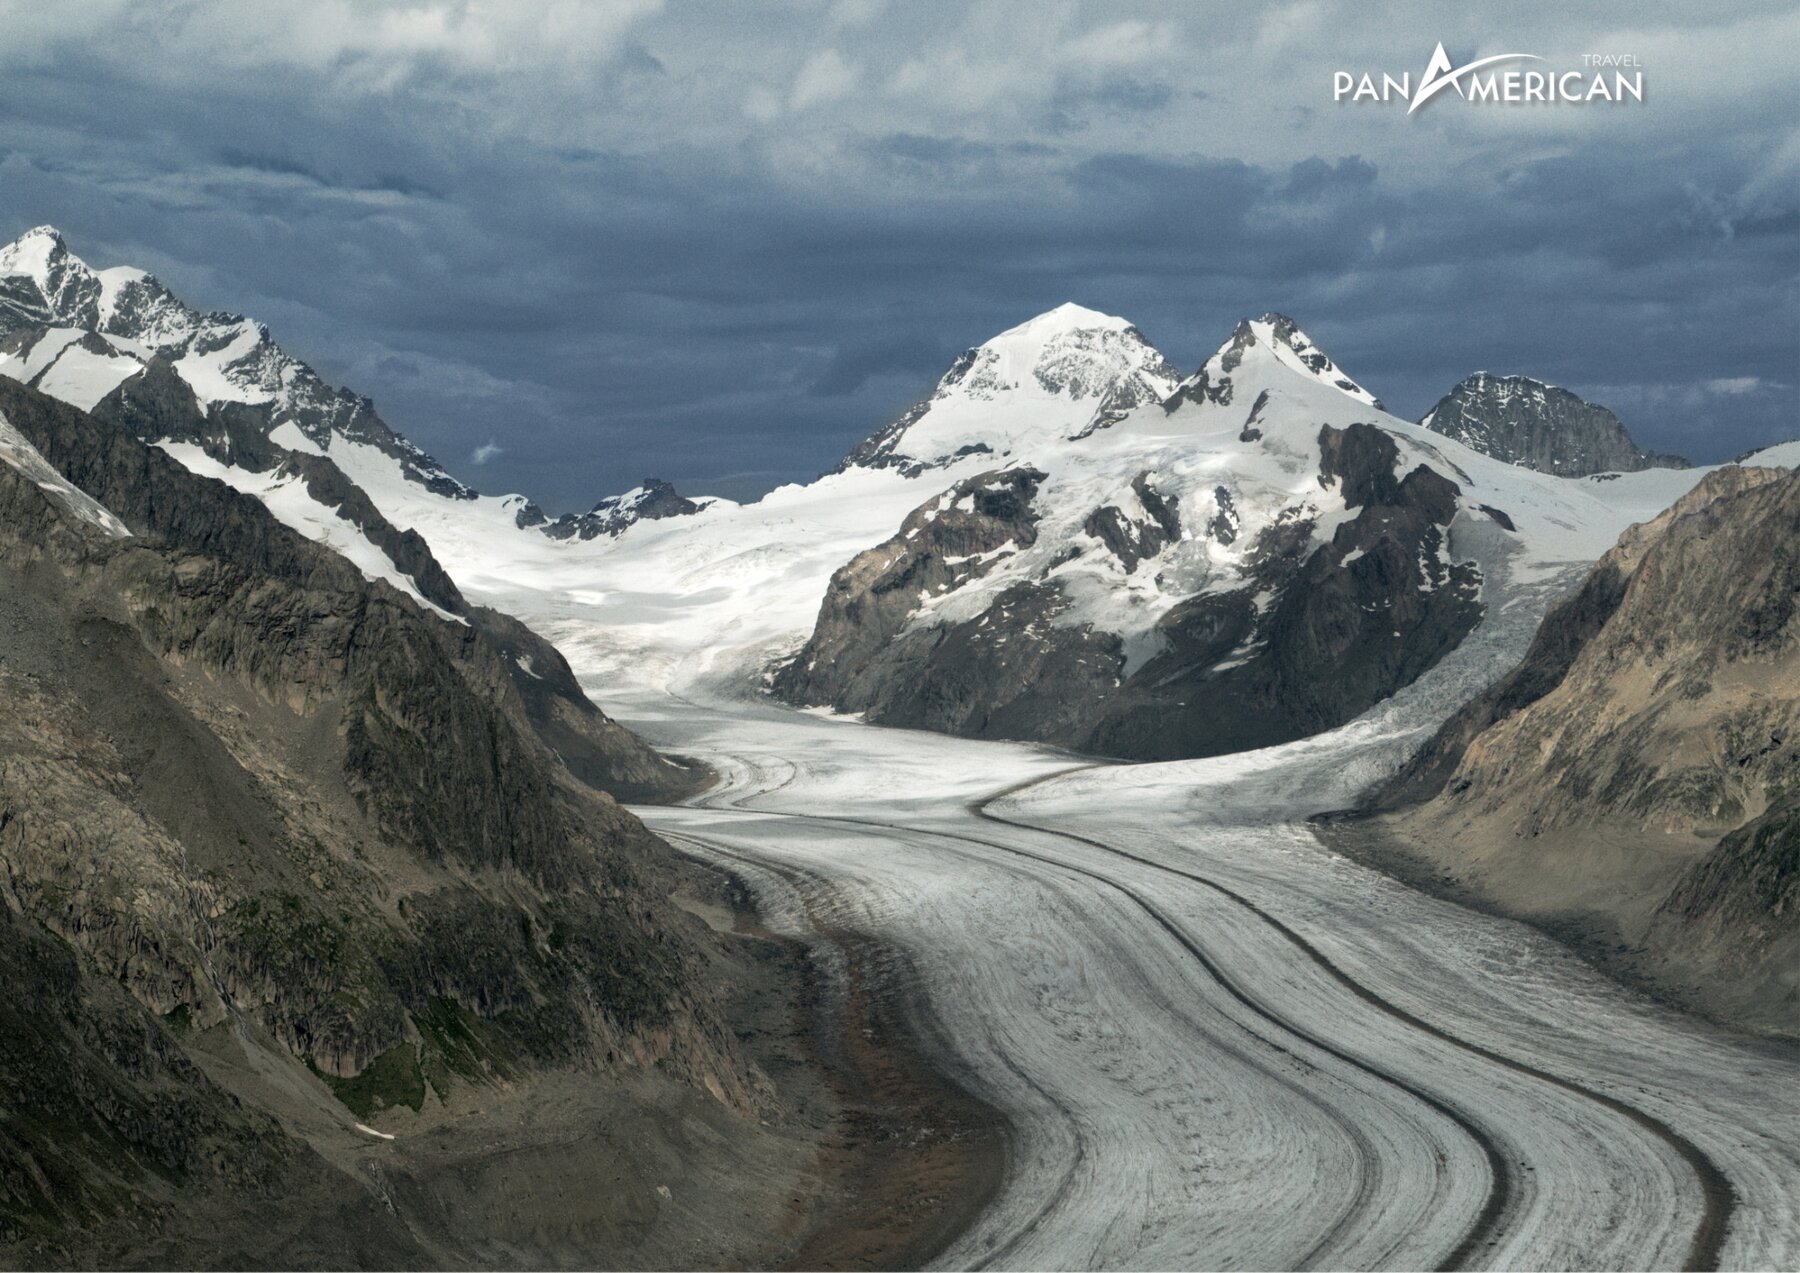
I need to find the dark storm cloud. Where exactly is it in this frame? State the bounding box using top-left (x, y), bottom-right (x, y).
top-left (1283, 155), bottom-right (1377, 198)
top-left (811, 334), bottom-right (949, 398)
top-left (0, 2), bottom-right (1792, 509)
top-left (1046, 74), bottom-right (1175, 133)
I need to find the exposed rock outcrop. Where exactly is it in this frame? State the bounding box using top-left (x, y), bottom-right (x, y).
top-left (1089, 425), bottom-right (1484, 759)
top-left (773, 466), bottom-right (1052, 715)
top-left (80, 368), bottom-right (703, 804)
top-left (544, 476), bottom-right (707, 541)
top-left (1420, 372), bottom-right (1689, 476)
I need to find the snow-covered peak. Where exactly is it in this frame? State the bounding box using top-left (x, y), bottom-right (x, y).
top-left (998, 301), bottom-right (1136, 338)
top-left (0, 225), bottom-right (79, 288)
top-left (840, 303), bottom-right (1182, 474)
top-left (1183, 312), bottom-right (1383, 412)
top-left (0, 228), bottom-right (476, 503)
top-left (0, 224), bottom-right (111, 332)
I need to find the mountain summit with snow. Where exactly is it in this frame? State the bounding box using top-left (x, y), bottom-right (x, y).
top-left (774, 308), bottom-right (1728, 759)
top-left (1166, 312), bottom-right (1384, 418)
top-left (839, 302), bottom-right (1182, 475)
top-left (0, 224), bottom-right (471, 497)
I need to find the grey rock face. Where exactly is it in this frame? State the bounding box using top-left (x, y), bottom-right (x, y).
top-left (0, 230), bottom-right (700, 805)
top-left (14, 373), bottom-right (699, 807)
top-left (1089, 424), bottom-right (1483, 760)
top-left (773, 465), bottom-right (1052, 710)
top-left (1083, 472), bottom-right (1182, 574)
top-left (1420, 371), bottom-right (1689, 476)
top-left (0, 375), bottom-right (758, 1259)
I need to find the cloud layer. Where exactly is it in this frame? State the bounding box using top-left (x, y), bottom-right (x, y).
top-left (1, 0), bottom-right (1793, 508)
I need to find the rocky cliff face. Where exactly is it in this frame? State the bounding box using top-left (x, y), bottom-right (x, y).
top-left (0, 376), bottom-right (758, 1259)
top-left (1092, 424), bottom-right (1487, 759)
top-left (1419, 372), bottom-right (1689, 476)
top-left (771, 465), bottom-right (1115, 742)
top-left (73, 359), bottom-right (702, 804)
top-left (1358, 465), bottom-right (1800, 1034)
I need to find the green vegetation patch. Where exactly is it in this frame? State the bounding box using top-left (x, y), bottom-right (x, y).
top-left (413, 996), bottom-right (516, 1100)
top-left (323, 1043), bottom-right (426, 1119)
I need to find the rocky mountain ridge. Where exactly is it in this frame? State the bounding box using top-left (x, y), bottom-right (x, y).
top-left (3, 230), bottom-right (1762, 779)
top-left (0, 225), bottom-right (471, 498)
top-left (0, 228), bottom-right (699, 804)
top-left (0, 373), bottom-right (770, 1261)
top-left (1351, 464), bottom-right (1800, 1033)
top-left (772, 310), bottom-right (1694, 760)
top-left (1420, 371), bottom-right (1689, 476)
top-left (541, 476), bottom-right (717, 541)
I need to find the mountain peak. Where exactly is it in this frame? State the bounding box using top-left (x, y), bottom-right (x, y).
top-left (1421, 372), bottom-right (1689, 476)
top-left (543, 475), bottom-right (711, 542)
top-left (838, 305), bottom-right (1180, 474)
top-left (0, 227), bottom-right (475, 500)
top-left (1002, 302), bottom-right (1135, 339)
top-left (10, 223), bottom-right (66, 247)
top-left (0, 224), bottom-right (85, 289)
top-left (1209, 312), bottom-right (1327, 368)
top-left (1466, 370), bottom-right (1547, 388)
top-left (1167, 312), bottom-right (1383, 414)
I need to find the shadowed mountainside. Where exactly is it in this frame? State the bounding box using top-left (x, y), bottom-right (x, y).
top-left (1344, 465), bottom-right (1800, 1035)
top-left (0, 376), bottom-right (776, 1264)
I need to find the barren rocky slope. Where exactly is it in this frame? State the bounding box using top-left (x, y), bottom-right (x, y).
top-left (81, 348), bottom-right (703, 806)
top-left (1347, 465), bottom-right (1800, 1034)
top-left (0, 376), bottom-right (833, 1266)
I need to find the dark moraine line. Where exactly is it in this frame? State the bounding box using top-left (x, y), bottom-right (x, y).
top-left (973, 768), bottom-right (1737, 1272)
top-left (664, 817), bottom-right (1395, 1272)
top-left (665, 802), bottom-right (1504, 1270)
top-left (658, 830), bottom-right (1014, 1272)
top-left (669, 830), bottom-right (1088, 1271)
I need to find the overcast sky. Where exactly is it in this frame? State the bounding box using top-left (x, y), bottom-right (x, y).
top-left (1, 1), bottom-right (1793, 509)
